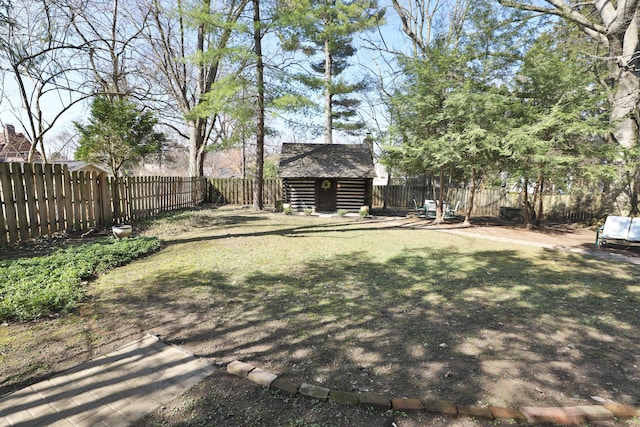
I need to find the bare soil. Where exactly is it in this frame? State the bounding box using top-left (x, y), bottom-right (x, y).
top-left (2, 211), bottom-right (639, 427)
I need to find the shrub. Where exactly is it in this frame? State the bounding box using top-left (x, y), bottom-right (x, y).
top-left (337, 209), bottom-right (348, 217)
top-left (0, 237), bottom-right (162, 322)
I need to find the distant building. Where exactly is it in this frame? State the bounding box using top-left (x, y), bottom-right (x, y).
top-left (373, 163), bottom-right (389, 186)
top-left (46, 160), bottom-right (111, 176)
top-left (0, 124), bottom-right (43, 162)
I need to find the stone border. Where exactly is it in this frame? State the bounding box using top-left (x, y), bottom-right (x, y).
top-left (226, 360), bottom-right (640, 425)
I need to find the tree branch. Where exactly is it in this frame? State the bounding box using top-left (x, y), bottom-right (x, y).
top-left (499, 0), bottom-right (608, 43)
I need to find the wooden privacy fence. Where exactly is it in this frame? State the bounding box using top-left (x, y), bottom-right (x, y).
top-left (0, 162), bottom-right (208, 245)
top-left (209, 178), bottom-right (283, 206)
top-left (373, 185), bottom-right (604, 220)
top-left (209, 178), bottom-right (604, 221)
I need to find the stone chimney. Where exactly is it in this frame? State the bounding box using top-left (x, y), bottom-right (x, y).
top-left (3, 124), bottom-right (16, 139)
top-left (363, 133), bottom-right (374, 155)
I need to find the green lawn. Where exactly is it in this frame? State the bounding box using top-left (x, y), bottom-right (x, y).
top-left (2, 206), bottom-right (639, 409)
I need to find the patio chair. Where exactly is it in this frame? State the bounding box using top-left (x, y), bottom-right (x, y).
top-left (424, 200), bottom-right (437, 218)
top-left (412, 198), bottom-right (426, 217)
top-left (444, 201), bottom-right (461, 218)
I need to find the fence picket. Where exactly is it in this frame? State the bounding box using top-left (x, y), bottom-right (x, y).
top-left (33, 164), bottom-right (49, 236)
top-left (22, 163), bottom-right (40, 238)
top-left (43, 165), bottom-right (57, 234)
top-left (11, 163), bottom-right (30, 241)
top-left (0, 163), bottom-right (17, 243)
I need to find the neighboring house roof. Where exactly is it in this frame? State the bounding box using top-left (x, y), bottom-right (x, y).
top-left (0, 124), bottom-right (43, 162)
top-left (32, 159), bottom-right (111, 175)
top-left (53, 160), bottom-right (110, 174)
top-left (278, 143), bottom-right (375, 179)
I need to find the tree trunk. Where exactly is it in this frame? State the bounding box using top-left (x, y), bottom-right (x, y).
top-left (188, 120), bottom-right (207, 177)
top-left (324, 37), bottom-right (333, 144)
top-left (383, 170), bottom-right (391, 210)
top-left (463, 168), bottom-right (477, 226)
top-left (253, 0), bottom-right (264, 210)
top-left (535, 173), bottom-right (543, 227)
top-left (522, 177), bottom-right (531, 229)
top-left (435, 168), bottom-right (445, 224)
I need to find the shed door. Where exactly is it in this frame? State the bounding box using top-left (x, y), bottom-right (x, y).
top-left (316, 179), bottom-right (337, 211)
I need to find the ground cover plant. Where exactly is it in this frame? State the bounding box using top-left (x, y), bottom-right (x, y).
top-left (1, 206), bottom-right (639, 426)
top-left (0, 236), bottom-right (162, 322)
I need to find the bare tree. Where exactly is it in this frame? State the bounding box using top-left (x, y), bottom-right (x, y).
top-left (390, 0), bottom-right (471, 57)
top-left (0, 0), bottom-right (90, 162)
top-left (64, 0), bottom-right (152, 101)
top-left (142, 0), bottom-right (251, 177)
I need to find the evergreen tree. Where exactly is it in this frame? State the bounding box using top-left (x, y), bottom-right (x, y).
top-left (74, 97), bottom-right (166, 176)
top-left (276, 0), bottom-right (383, 143)
top-left (505, 28), bottom-right (612, 225)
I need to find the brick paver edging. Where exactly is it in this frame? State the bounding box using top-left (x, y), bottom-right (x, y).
top-left (226, 360), bottom-right (640, 426)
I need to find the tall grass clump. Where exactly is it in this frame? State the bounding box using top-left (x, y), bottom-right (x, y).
top-left (0, 237), bottom-right (162, 322)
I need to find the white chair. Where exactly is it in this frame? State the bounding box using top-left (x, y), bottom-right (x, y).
top-left (445, 201), bottom-right (461, 218)
top-left (424, 200), bottom-right (437, 218)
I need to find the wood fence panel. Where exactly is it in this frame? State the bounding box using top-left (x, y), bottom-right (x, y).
top-left (145, 177), bottom-right (151, 215)
top-left (135, 176), bottom-right (144, 219)
top-left (33, 164), bottom-right (50, 236)
top-left (86, 172), bottom-right (97, 227)
top-left (52, 165), bottom-right (64, 231)
top-left (98, 174), bottom-right (111, 226)
top-left (0, 163), bottom-right (15, 243)
top-left (155, 177), bottom-right (162, 213)
top-left (145, 176), bottom-right (153, 215)
top-left (138, 176), bottom-right (145, 218)
top-left (0, 163), bottom-right (208, 245)
top-left (61, 166), bottom-right (73, 230)
top-left (43, 165), bottom-right (58, 234)
top-left (11, 163), bottom-right (30, 241)
top-left (208, 178), bottom-right (283, 206)
top-left (22, 163), bottom-right (40, 238)
top-left (71, 170), bottom-right (82, 230)
top-left (370, 184), bottom-right (603, 220)
top-left (79, 172), bottom-right (92, 228)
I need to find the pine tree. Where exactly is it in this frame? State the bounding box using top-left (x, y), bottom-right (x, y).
top-left (276, 0), bottom-right (383, 143)
top-left (74, 97), bottom-right (166, 176)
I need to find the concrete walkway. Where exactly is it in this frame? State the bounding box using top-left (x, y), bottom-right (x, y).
top-left (0, 334), bottom-right (215, 427)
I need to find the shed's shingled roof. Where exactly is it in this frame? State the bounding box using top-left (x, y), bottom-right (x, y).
top-left (278, 143), bottom-right (375, 179)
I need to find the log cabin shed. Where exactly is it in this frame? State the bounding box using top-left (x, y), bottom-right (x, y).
top-left (278, 143), bottom-right (375, 212)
